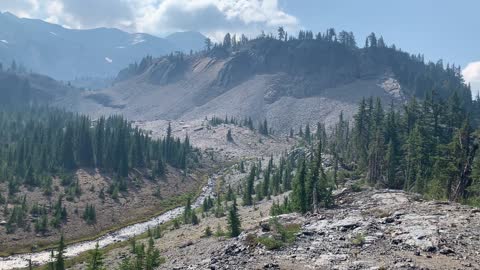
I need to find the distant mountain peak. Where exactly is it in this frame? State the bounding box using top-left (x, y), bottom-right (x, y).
top-left (0, 13), bottom-right (206, 80)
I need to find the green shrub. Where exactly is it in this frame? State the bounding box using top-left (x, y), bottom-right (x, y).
top-left (214, 223), bottom-right (225, 237)
top-left (351, 182), bottom-right (362, 192)
top-left (256, 236), bottom-right (283, 250)
top-left (351, 233), bottom-right (365, 246)
top-left (204, 226), bottom-right (212, 237)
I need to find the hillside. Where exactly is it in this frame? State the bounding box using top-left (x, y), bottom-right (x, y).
top-left (0, 69), bottom-right (80, 107)
top-left (0, 107), bottom-right (208, 256)
top-left (74, 33), bottom-right (471, 132)
top-left (61, 125), bottom-right (480, 270)
top-left (0, 12), bottom-right (206, 81)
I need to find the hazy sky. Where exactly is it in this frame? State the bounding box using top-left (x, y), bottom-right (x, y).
top-left (1, 0), bottom-right (479, 93)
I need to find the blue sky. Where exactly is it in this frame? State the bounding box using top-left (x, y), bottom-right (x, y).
top-left (1, 0), bottom-right (479, 92)
top-left (282, 0), bottom-right (479, 68)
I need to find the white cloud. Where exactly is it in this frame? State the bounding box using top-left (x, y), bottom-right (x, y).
top-left (0, 0), bottom-right (299, 39)
top-left (133, 0), bottom-right (299, 39)
top-left (0, 0), bottom-right (38, 17)
top-left (462, 61), bottom-right (480, 97)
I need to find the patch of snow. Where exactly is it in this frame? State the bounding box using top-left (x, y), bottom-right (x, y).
top-left (105, 57), bottom-right (113, 63)
top-left (131, 34), bottom-right (146, 45)
top-left (0, 40), bottom-right (8, 44)
top-left (49, 32), bottom-right (58, 36)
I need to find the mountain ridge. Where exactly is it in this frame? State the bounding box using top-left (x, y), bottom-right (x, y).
top-left (72, 34), bottom-right (470, 132)
top-left (0, 11), bottom-right (206, 81)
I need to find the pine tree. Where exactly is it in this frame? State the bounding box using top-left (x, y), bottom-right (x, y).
top-left (145, 236), bottom-right (161, 270)
top-left (262, 170), bottom-right (270, 198)
top-left (226, 129), bottom-right (234, 142)
top-left (62, 124), bottom-right (76, 170)
top-left (77, 116), bottom-right (94, 167)
top-left (83, 204), bottom-right (96, 225)
top-left (292, 159), bottom-right (307, 213)
top-left (94, 117), bottom-right (105, 167)
top-left (155, 155), bottom-right (165, 177)
top-left (191, 211), bottom-right (199, 225)
top-left (226, 185), bottom-right (235, 201)
top-left (243, 166), bottom-right (255, 206)
top-left (55, 235), bottom-right (66, 270)
top-left (87, 242), bottom-right (105, 270)
top-left (385, 139), bottom-right (398, 188)
top-left (223, 33), bottom-right (232, 48)
top-left (384, 101), bottom-right (401, 188)
top-left (306, 145), bottom-right (320, 212)
top-left (367, 128), bottom-right (385, 185)
top-left (259, 119), bottom-right (269, 135)
top-left (278, 27), bottom-right (285, 40)
top-left (183, 197), bottom-right (192, 224)
top-left (446, 121), bottom-right (474, 201)
top-left (283, 162), bottom-right (292, 191)
top-left (353, 98), bottom-right (370, 169)
top-left (205, 38), bottom-right (212, 51)
top-left (304, 123), bottom-right (311, 143)
top-left (239, 160), bottom-right (245, 173)
top-left (227, 199), bottom-right (241, 237)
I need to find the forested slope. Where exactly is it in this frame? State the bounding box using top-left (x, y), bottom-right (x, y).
top-left (0, 106), bottom-right (202, 252)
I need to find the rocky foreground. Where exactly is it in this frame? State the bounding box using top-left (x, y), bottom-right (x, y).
top-left (168, 188), bottom-right (480, 270)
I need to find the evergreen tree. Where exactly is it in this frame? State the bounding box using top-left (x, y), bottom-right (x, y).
top-left (353, 98), bottom-right (370, 169)
top-left (87, 242), bottom-right (105, 270)
top-left (292, 159), bottom-right (307, 213)
top-left (243, 166), bottom-right (255, 206)
top-left (226, 129), bottom-right (234, 142)
top-left (205, 38), bottom-right (212, 51)
top-left (62, 124), bottom-right (76, 170)
top-left (223, 33), bottom-right (232, 48)
top-left (304, 123), bottom-right (311, 143)
top-left (367, 99), bottom-right (385, 185)
top-left (262, 170), bottom-right (270, 198)
top-left (95, 117), bottom-right (105, 167)
top-left (227, 199), bottom-right (241, 237)
top-left (83, 204), bottom-right (97, 225)
top-left (55, 235), bottom-right (65, 270)
top-left (183, 197), bottom-right (192, 224)
top-left (278, 27), bottom-right (285, 40)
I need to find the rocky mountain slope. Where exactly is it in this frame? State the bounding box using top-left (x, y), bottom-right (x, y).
top-left (73, 42), bottom-right (404, 131)
top-left (70, 36), bottom-right (443, 132)
top-left (0, 12), bottom-right (205, 80)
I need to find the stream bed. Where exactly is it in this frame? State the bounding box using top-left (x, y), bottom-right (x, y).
top-left (0, 177), bottom-right (216, 270)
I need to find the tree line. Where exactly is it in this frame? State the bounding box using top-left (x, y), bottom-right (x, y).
top-left (0, 107), bottom-right (196, 196)
top-left (325, 93), bottom-right (480, 205)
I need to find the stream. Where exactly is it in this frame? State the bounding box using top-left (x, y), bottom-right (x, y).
top-left (0, 177), bottom-right (216, 270)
